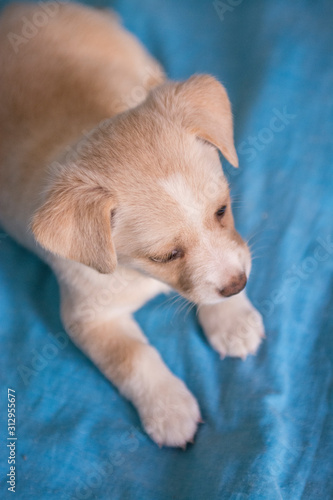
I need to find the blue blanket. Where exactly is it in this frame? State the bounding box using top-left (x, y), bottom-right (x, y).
top-left (1, 0), bottom-right (332, 498)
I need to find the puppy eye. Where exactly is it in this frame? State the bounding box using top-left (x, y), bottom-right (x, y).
top-left (150, 249), bottom-right (181, 263)
top-left (216, 205), bottom-right (227, 219)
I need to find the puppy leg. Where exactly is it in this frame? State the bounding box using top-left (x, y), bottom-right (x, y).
top-left (64, 313), bottom-right (201, 447)
top-left (198, 292), bottom-right (265, 359)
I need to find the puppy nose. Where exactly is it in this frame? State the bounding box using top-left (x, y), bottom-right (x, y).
top-left (219, 273), bottom-right (247, 298)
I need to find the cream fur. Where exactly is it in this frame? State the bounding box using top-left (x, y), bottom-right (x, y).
top-left (0, 2), bottom-right (264, 447)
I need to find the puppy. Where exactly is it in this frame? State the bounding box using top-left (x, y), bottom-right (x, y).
top-left (0, 2), bottom-right (264, 447)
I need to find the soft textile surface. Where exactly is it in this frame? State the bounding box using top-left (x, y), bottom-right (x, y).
top-left (1, 0), bottom-right (332, 498)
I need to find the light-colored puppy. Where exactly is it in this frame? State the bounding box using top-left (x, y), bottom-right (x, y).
top-left (0, 2), bottom-right (264, 447)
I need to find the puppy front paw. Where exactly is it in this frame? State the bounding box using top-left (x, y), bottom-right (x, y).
top-left (137, 375), bottom-right (201, 448)
top-left (209, 306), bottom-right (264, 359)
top-left (199, 292), bottom-right (265, 359)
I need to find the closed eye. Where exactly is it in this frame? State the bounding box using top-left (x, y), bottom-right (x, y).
top-left (149, 249), bottom-right (183, 263)
top-left (216, 205), bottom-right (227, 219)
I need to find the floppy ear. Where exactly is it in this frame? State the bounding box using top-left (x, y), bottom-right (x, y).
top-left (175, 75), bottom-right (238, 167)
top-left (31, 167), bottom-right (117, 274)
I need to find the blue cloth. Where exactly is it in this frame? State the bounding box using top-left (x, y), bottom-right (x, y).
top-left (1, 0), bottom-right (332, 498)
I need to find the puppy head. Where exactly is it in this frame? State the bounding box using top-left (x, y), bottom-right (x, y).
top-left (32, 75), bottom-right (250, 305)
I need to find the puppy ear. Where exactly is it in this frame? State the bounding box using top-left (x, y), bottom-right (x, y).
top-left (175, 75), bottom-right (238, 167)
top-left (31, 167), bottom-right (117, 274)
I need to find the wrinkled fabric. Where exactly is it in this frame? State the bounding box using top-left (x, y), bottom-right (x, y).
top-left (0, 0), bottom-right (332, 498)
